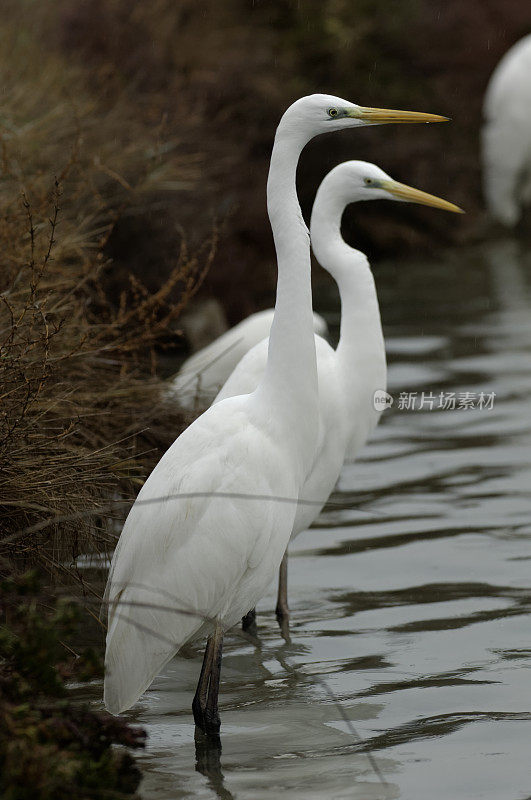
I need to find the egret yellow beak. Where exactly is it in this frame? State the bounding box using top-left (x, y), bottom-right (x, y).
top-left (350, 106), bottom-right (449, 124)
top-left (380, 180), bottom-right (464, 213)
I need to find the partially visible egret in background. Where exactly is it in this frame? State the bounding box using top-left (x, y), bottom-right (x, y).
top-left (170, 309), bottom-right (327, 410)
top-left (482, 33), bottom-right (531, 226)
top-left (103, 96), bottom-right (447, 736)
top-left (217, 161), bottom-right (462, 627)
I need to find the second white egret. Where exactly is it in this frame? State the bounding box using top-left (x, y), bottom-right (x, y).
top-left (216, 160), bottom-right (463, 627)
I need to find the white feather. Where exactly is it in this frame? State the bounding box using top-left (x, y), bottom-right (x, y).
top-left (104, 397), bottom-right (299, 713)
top-left (169, 309), bottom-right (327, 410)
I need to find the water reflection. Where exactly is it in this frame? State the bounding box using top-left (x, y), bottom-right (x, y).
top-left (194, 731), bottom-right (234, 800)
top-left (84, 239), bottom-right (531, 799)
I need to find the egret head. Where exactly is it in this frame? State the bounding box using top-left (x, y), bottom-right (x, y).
top-left (331, 160), bottom-right (464, 213)
top-left (278, 94), bottom-right (448, 140)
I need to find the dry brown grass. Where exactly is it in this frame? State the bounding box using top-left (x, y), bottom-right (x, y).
top-left (0, 16), bottom-right (214, 578)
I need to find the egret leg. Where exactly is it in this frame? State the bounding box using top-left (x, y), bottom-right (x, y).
top-left (192, 637), bottom-right (215, 725)
top-left (193, 621), bottom-right (224, 737)
top-left (205, 623), bottom-right (223, 734)
top-left (241, 607), bottom-right (257, 633)
top-left (275, 550), bottom-right (290, 625)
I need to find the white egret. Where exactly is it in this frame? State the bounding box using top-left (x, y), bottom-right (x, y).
top-left (216, 161), bottom-right (462, 626)
top-left (170, 309), bottom-right (328, 410)
top-left (103, 96), bottom-right (447, 736)
top-left (482, 33), bottom-right (531, 226)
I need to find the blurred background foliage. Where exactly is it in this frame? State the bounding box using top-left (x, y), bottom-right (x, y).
top-left (4, 1), bottom-right (530, 322)
top-left (0, 4), bottom-right (212, 573)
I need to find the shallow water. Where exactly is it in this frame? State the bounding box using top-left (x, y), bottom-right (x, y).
top-left (84, 238), bottom-right (531, 799)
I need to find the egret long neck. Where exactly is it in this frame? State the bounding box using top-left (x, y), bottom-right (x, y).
top-left (310, 186), bottom-right (386, 404)
top-left (257, 130), bottom-right (318, 473)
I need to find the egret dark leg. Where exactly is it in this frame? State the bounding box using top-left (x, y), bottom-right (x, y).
top-left (193, 621), bottom-right (224, 737)
top-left (192, 635), bottom-right (215, 727)
top-left (275, 550), bottom-right (290, 625)
top-left (241, 607), bottom-right (256, 633)
top-left (204, 623), bottom-right (223, 735)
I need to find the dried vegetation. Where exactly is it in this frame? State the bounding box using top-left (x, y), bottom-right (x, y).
top-left (0, 15), bottom-right (213, 576)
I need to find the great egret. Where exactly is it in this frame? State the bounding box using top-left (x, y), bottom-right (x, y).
top-left (170, 309), bottom-right (328, 410)
top-left (103, 96), bottom-right (447, 736)
top-left (216, 161), bottom-right (462, 626)
top-left (482, 33), bottom-right (531, 226)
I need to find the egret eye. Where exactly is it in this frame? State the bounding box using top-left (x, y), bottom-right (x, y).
top-left (364, 177), bottom-right (374, 185)
top-left (327, 107), bottom-right (338, 118)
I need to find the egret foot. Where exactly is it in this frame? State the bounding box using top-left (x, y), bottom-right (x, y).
top-left (241, 607), bottom-right (257, 633)
top-left (193, 702), bottom-right (221, 737)
top-left (275, 599), bottom-right (291, 642)
top-left (192, 692), bottom-right (220, 737)
top-left (275, 598), bottom-right (290, 623)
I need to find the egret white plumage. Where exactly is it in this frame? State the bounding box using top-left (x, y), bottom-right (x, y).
top-left (482, 33), bottom-right (531, 226)
top-left (103, 95), bottom-right (448, 736)
top-left (216, 160), bottom-right (462, 625)
top-left (170, 309), bottom-right (328, 410)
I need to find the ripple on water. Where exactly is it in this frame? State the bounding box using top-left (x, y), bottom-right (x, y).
top-left (88, 241), bottom-right (531, 800)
